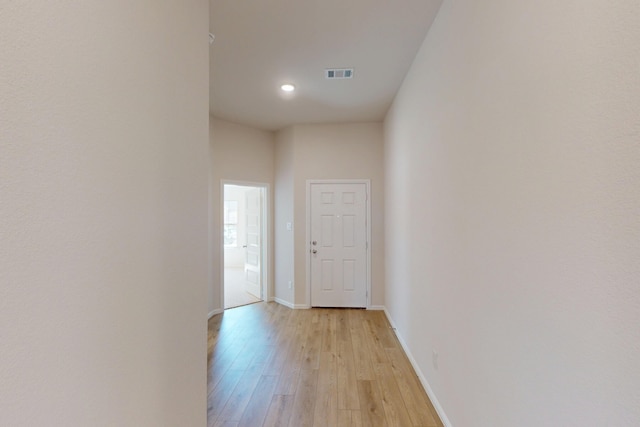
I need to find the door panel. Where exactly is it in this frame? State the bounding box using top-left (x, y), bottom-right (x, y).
top-left (310, 183), bottom-right (367, 308)
top-left (244, 188), bottom-right (261, 299)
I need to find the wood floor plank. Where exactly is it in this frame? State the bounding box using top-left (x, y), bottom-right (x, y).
top-left (208, 336), bottom-right (246, 392)
top-left (374, 362), bottom-right (414, 427)
top-left (362, 314), bottom-right (390, 365)
top-left (337, 338), bottom-right (360, 410)
top-left (320, 310), bottom-right (337, 354)
top-left (263, 395), bottom-right (295, 427)
top-left (357, 379), bottom-right (387, 427)
top-left (228, 341), bottom-right (269, 371)
top-left (336, 310), bottom-right (351, 342)
top-left (337, 409), bottom-right (364, 427)
top-left (386, 348), bottom-right (439, 427)
top-left (351, 410), bottom-right (363, 427)
top-left (274, 309), bottom-right (311, 395)
top-left (370, 311), bottom-right (398, 348)
top-left (313, 351), bottom-right (338, 426)
top-left (216, 364), bottom-right (264, 423)
top-left (237, 375), bottom-right (278, 427)
top-left (274, 363), bottom-right (301, 397)
top-left (350, 325), bottom-right (375, 380)
top-left (338, 410), bottom-right (352, 427)
top-left (207, 369), bottom-right (245, 425)
top-left (301, 311), bottom-right (323, 370)
top-left (288, 368), bottom-right (318, 427)
top-left (262, 330), bottom-right (293, 375)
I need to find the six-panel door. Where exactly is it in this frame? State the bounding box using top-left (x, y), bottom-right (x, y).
top-left (310, 183), bottom-right (367, 308)
top-left (244, 188), bottom-right (262, 299)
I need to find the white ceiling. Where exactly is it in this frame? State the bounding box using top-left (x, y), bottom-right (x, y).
top-left (209, 0), bottom-right (442, 131)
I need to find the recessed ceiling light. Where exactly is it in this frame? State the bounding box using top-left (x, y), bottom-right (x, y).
top-left (280, 84), bottom-right (295, 92)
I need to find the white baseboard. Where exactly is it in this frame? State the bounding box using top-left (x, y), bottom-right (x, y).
top-left (208, 308), bottom-right (223, 319)
top-left (274, 297), bottom-right (294, 309)
top-left (273, 298), bottom-right (310, 309)
top-left (383, 308), bottom-right (453, 427)
top-left (367, 305), bottom-right (385, 311)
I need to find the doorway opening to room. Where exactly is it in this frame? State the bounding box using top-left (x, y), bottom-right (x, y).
top-left (222, 183), bottom-right (268, 309)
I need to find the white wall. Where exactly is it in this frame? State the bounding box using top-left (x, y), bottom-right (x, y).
top-left (274, 127), bottom-right (296, 306)
top-left (0, 2), bottom-right (209, 426)
top-left (209, 117), bottom-right (275, 313)
top-left (384, 1), bottom-right (640, 426)
top-left (274, 123), bottom-right (385, 308)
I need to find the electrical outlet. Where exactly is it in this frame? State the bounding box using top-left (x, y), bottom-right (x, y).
top-left (432, 350), bottom-right (439, 370)
top-left (288, 281), bottom-right (292, 289)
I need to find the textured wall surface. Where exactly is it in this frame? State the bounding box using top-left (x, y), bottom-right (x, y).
top-left (274, 127), bottom-right (296, 305)
top-left (209, 117), bottom-right (275, 314)
top-left (384, 0), bottom-right (640, 425)
top-left (0, 1), bottom-right (209, 425)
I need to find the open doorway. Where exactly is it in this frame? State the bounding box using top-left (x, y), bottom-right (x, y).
top-left (223, 183), bottom-right (268, 309)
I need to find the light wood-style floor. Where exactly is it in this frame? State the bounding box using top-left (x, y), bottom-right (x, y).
top-left (207, 302), bottom-right (443, 427)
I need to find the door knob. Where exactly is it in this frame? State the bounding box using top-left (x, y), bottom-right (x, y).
top-left (312, 249), bottom-right (317, 254)
top-left (312, 241), bottom-right (317, 245)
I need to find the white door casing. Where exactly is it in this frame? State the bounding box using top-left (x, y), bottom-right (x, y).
top-left (244, 188), bottom-right (261, 299)
top-left (308, 181), bottom-right (369, 308)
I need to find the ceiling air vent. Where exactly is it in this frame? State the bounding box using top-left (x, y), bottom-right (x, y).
top-left (325, 68), bottom-right (354, 79)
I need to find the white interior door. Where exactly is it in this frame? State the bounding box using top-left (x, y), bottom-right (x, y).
top-left (310, 183), bottom-right (368, 308)
top-left (244, 188), bottom-right (261, 299)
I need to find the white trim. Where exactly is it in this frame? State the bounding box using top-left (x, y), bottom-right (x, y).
top-left (367, 305), bottom-right (385, 311)
top-left (274, 297), bottom-right (294, 309)
top-left (221, 180), bottom-right (271, 309)
top-left (305, 179), bottom-right (372, 309)
top-left (383, 309), bottom-right (453, 427)
top-left (208, 308), bottom-right (223, 319)
top-left (273, 298), bottom-right (310, 310)
top-left (218, 180), bottom-right (225, 311)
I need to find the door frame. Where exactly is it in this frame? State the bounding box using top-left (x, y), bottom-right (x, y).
top-left (220, 180), bottom-right (270, 308)
top-left (305, 179), bottom-right (371, 308)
